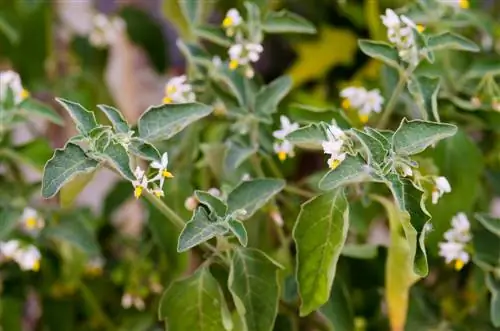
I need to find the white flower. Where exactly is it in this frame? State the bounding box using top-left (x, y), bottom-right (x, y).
top-left (20, 207), bottom-right (44, 233)
top-left (121, 293), bottom-right (145, 310)
top-left (321, 133), bottom-right (343, 156)
top-left (208, 188), bottom-right (221, 197)
top-left (432, 176), bottom-right (451, 204)
top-left (438, 241), bottom-right (469, 270)
top-left (163, 75), bottom-right (195, 104)
top-left (132, 166), bottom-right (148, 199)
top-left (322, 123), bottom-right (346, 170)
top-left (0, 240), bottom-right (21, 259)
top-left (89, 14), bottom-right (125, 48)
top-left (273, 116), bottom-right (299, 140)
top-left (222, 8), bottom-right (243, 36)
top-left (340, 87), bottom-right (367, 110)
top-left (399, 164), bottom-right (413, 177)
top-left (444, 213), bottom-right (471, 243)
top-left (340, 87), bottom-right (384, 123)
top-left (0, 70), bottom-right (29, 105)
top-left (327, 153), bottom-right (346, 170)
top-left (381, 9), bottom-right (400, 30)
top-left (228, 43), bottom-right (263, 73)
top-left (273, 140), bottom-right (295, 161)
top-left (15, 245), bottom-right (41, 272)
top-left (150, 152), bottom-right (174, 189)
top-left (359, 89), bottom-right (384, 115)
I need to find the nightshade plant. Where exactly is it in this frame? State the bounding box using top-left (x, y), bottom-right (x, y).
top-left (21, 0), bottom-right (500, 330)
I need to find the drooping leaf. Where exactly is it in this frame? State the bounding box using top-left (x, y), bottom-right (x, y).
top-left (42, 143), bottom-right (99, 198)
top-left (486, 273), bottom-right (500, 327)
top-left (128, 138), bottom-right (161, 162)
top-left (138, 103), bottom-right (213, 142)
top-left (392, 119), bottom-right (457, 156)
top-left (293, 189), bottom-right (349, 316)
top-left (19, 98), bottom-right (63, 125)
top-left (319, 155), bottom-right (379, 191)
top-left (286, 123), bottom-right (327, 150)
top-left (178, 0), bottom-right (204, 26)
top-left (476, 214), bottom-right (500, 237)
top-left (227, 178), bottom-right (285, 219)
top-left (228, 248), bottom-right (280, 331)
top-left (228, 219), bottom-right (248, 247)
top-left (100, 141), bottom-right (135, 181)
top-left (358, 40), bottom-right (400, 69)
top-left (60, 169), bottom-right (97, 208)
top-left (178, 207), bottom-right (227, 252)
top-left (195, 190), bottom-right (228, 218)
top-left (55, 98), bottom-right (98, 135)
top-left (427, 32), bottom-right (480, 52)
top-left (195, 25), bottom-right (231, 47)
top-left (407, 76), bottom-right (441, 122)
top-left (225, 141), bottom-right (256, 171)
top-left (159, 266), bottom-right (231, 331)
top-left (262, 10), bottom-right (316, 34)
top-left (97, 104), bottom-right (129, 133)
top-left (255, 76), bottom-right (292, 114)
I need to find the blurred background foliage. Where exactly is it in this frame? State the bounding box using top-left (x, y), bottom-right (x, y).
top-left (2, 0), bottom-right (500, 330)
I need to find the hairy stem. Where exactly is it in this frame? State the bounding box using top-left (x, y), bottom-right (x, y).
top-left (377, 68), bottom-right (408, 129)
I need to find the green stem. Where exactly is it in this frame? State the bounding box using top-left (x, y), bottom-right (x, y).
top-left (376, 69), bottom-right (407, 129)
top-left (284, 185), bottom-right (316, 199)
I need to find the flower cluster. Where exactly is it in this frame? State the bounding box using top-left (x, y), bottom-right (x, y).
top-left (0, 240), bottom-right (41, 271)
top-left (221, 9), bottom-right (264, 78)
top-left (273, 116), bottom-right (299, 161)
top-left (132, 152), bottom-right (174, 199)
top-left (322, 123), bottom-right (347, 170)
top-left (0, 70), bottom-right (29, 106)
top-left (381, 9), bottom-right (420, 66)
top-left (162, 75), bottom-right (196, 104)
top-left (88, 14), bottom-right (125, 48)
top-left (431, 176), bottom-right (451, 204)
top-left (340, 87), bottom-right (384, 123)
top-left (438, 213), bottom-right (472, 270)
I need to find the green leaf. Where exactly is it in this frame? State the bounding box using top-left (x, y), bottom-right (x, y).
top-left (229, 248), bottom-right (280, 331)
top-left (0, 209), bottom-right (20, 240)
top-left (225, 141), bottom-right (256, 171)
top-left (293, 189), bottom-right (349, 316)
top-left (358, 40), bottom-right (400, 69)
top-left (373, 195), bottom-right (423, 331)
top-left (472, 226), bottom-right (500, 270)
top-left (55, 98), bottom-right (98, 135)
top-left (407, 76), bottom-right (441, 122)
top-left (128, 138), bottom-right (161, 162)
top-left (319, 277), bottom-right (355, 331)
top-left (179, 0), bottom-right (204, 26)
top-left (227, 178), bottom-right (285, 220)
top-left (195, 25), bottom-right (231, 47)
top-left (262, 10), bottom-right (316, 34)
top-left (60, 169), bottom-right (97, 208)
top-left (286, 123), bottom-right (327, 150)
top-left (99, 141), bottom-right (135, 181)
top-left (138, 103), bottom-right (213, 142)
top-left (159, 266), bottom-right (231, 331)
top-left (42, 143), bottom-right (99, 198)
top-left (245, 2), bottom-right (262, 42)
top-left (486, 273), bottom-right (500, 327)
top-left (178, 207), bottom-right (227, 252)
top-left (97, 104), bottom-right (129, 133)
top-left (427, 32), bottom-right (480, 52)
top-left (228, 219), bottom-right (248, 246)
top-left (392, 119), bottom-right (457, 156)
top-left (255, 76), bottom-right (292, 114)
top-left (195, 190), bottom-right (228, 218)
top-left (19, 98), bottom-right (63, 125)
top-left (476, 214), bottom-right (500, 237)
top-left (351, 129), bottom-right (388, 166)
top-left (341, 244), bottom-right (378, 259)
top-left (177, 40), bottom-right (213, 67)
top-left (319, 155), bottom-right (379, 191)
top-left (364, 127), bottom-right (392, 150)
top-left (44, 218), bottom-right (100, 256)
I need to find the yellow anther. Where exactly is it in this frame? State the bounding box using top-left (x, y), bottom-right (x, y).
top-left (459, 0), bottom-right (469, 9)
top-left (329, 159), bottom-right (341, 170)
top-left (278, 151), bottom-right (287, 162)
top-left (33, 260), bottom-right (40, 272)
top-left (21, 89), bottom-right (30, 100)
top-left (359, 114), bottom-right (369, 123)
top-left (341, 99), bottom-right (350, 110)
top-left (222, 17), bottom-right (233, 28)
top-left (229, 59), bottom-right (239, 70)
top-left (162, 96), bottom-right (172, 104)
top-left (417, 24), bottom-right (425, 33)
top-left (25, 217), bottom-right (37, 230)
top-left (166, 85), bottom-right (176, 95)
top-left (162, 170), bottom-right (174, 178)
top-left (454, 259), bottom-right (465, 271)
top-left (154, 190), bottom-right (163, 198)
top-left (134, 186), bottom-right (143, 199)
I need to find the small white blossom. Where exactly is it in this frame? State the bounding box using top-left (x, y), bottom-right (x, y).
top-left (380, 9), bottom-right (420, 66)
top-left (228, 43), bottom-right (263, 76)
top-left (163, 75), bottom-right (195, 104)
top-left (151, 152), bottom-right (174, 189)
top-left (20, 207), bottom-right (44, 233)
top-left (273, 140), bottom-right (295, 161)
top-left (340, 87), bottom-right (384, 123)
top-left (432, 176), bottom-right (451, 204)
top-left (0, 70), bottom-right (29, 105)
top-left (222, 9), bottom-right (243, 36)
top-left (212, 55), bottom-right (222, 67)
top-left (132, 166), bottom-right (148, 199)
top-left (438, 241), bottom-right (469, 270)
top-left (322, 123), bottom-right (346, 170)
top-left (89, 14), bottom-right (125, 48)
top-left (444, 213), bottom-right (471, 243)
top-left (360, 89), bottom-right (384, 115)
top-left (15, 245), bottom-right (41, 271)
top-left (439, 212), bottom-right (472, 271)
top-left (85, 257), bottom-right (105, 276)
top-left (0, 240), bottom-right (21, 260)
top-left (327, 153), bottom-right (346, 170)
top-left (273, 116), bottom-right (299, 140)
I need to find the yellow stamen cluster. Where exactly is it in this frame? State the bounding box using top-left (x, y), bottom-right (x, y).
top-left (341, 99), bottom-right (350, 110)
top-left (278, 151), bottom-right (287, 162)
top-left (329, 159), bottom-right (341, 170)
top-left (21, 89), bottom-right (30, 100)
top-left (222, 17), bottom-right (233, 28)
top-left (163, 96), bottom-right (172, 104)
top-left (134, 186), bottom-right (143, 199)
top-left (33, 260), bottom-right (40, 272)
top-left (162, 170), bottom-right (174, 178)
top-left (454, 259), bottom-right (465, 271)
top-left (459, 0), bottom-right (469, 9)
top-left (229, 59), bottom-right (239, 70)
top-left (25, 217), bottom-right (37, 230)
top-left (359, 114), bottom-right (369, 124)
top-left (417, 24), bottom-right (425, 33)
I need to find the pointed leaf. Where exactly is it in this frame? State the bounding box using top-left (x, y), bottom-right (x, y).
top-left (319, 155), bottom-right (379, 191)
top-left (286, 123), bottom-right (328, 150)
top-left (42, 143), bottom-right (99, 198)
top-left (159, 266), bottom-right (231, 331)
top-left (138, 103), bottom-right (213, 142)
top-left (227, 178), bottom-right (285, 220)
top-left (262, 10), bottom-right (316, 34)
top-left (351, 129), bottom-right (388, 166)
top-left (319, 277), bottom-right (355, 331)
top-left (19, 98), bottom-right (63, 125)
top-left (427, 32), bottom-right (479, 52)
top-left (225, 141), bottom-right (256, 171)
top-left (179, 0), bottom-right (204, 26)
top-left (178, 208), bottom-right (228, 252)
top-left (392, 119), bottom-right (457, 156)
top-left (245, 2), bottom-right (262, 42)
top-left (97, 104), bottom-right (129, 133)
top-left (228, 219), bottom-right (248, 246)
top-left (229, 248), bottom-right (280, 331)
top-left (195, 190), bottom-right (228, 218)
top-left (100, 141), bottom-right (135, 181)
top-left (55, 98), bottom-right (98, 135)
top-left (195, 25), bottom-right (231, 47)
top-left (255, 76), bottom-right (292, 114)
top-left (408, 76), bottom-right (441, 122)
top-left (476, 214), bottom-right (500, 237)
top-left (358, 40), bottom-right (400, 69)
top-left (293, 189), bottom-right (349, 316)
top-left (128, 138), bottom-right (161, 162)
